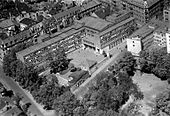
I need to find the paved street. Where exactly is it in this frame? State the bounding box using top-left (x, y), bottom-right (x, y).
top-left (73, 51), bottom-right (123, 99)
top-left (0, 66), bottom-right (46, 116)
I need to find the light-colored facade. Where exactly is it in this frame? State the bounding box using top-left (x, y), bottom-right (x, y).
top-left (79, 15), bottom-right (136, 56)
top-left (127, 36), bottom-right (142, 56)
top-left (166, 31), bottom-right (170, 53)
top-left (164, 7), bottom-right (170, 22)
top-left (153, 30), bottom-right (166, 47)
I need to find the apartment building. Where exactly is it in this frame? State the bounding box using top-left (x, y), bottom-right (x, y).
top-left (164, 7), bottom-right (170, 22)
top-left (79, 15), bottom-right (136, 56)
top-left (120, 0), bottom-right (165, 24)
top-left (16, 24), bottom-right (84, 69)
top-left (166, 30), bottom-right (170, 53)
top-left (46, 0), bottom-right (102, 34)
top-left (126, 19), bottom-right (170, 56)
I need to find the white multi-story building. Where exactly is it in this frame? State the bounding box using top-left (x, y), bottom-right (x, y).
top-left (164, 7), bottom-right (170, 22)
top-left (126, 36), bottom-right (142, 56)
top-left (166, 31), bottom-right (170, 53)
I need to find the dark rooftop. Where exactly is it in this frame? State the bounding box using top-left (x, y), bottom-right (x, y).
top-left (68, 70), bottom-right (89, 85)
top-left (53, 6), bottom-right (81, 20)
top-left (93, 6), bottom-right (110, 19)
top-left (81, 0), bottom-right (101, 11)
top-left (20, 18), bottom-right (37, 27)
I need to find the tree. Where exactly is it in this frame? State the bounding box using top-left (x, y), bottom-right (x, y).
top-left (114, 51), bottom-right (136, 76)
top-left (53, 91), bottom-right (80, 116)
top-left (32, 80), bottom-right (67, 109)
top-left (49, 48), bottom-right (70, 74)
top-left (13, 93), bottom-right (31, 116)
top-left (151, 89), bottom-right (170, 116)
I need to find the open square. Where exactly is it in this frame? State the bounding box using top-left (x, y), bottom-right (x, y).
top-left (68, 48), bottom-right (105, 67)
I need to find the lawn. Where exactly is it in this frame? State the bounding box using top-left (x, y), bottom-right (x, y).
top-left (132, 72), bottom-right (169, 116)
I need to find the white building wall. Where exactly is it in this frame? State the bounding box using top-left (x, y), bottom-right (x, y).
top-left (166, 32), bottom-right (170, 53)
top-left (126, 37), bottom-right (142, 56)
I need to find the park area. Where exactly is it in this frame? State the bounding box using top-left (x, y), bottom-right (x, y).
top-left (131, 72), bottom-right (170, 116)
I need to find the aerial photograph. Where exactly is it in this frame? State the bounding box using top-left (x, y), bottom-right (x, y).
top-left (0, 0), bottom-right (170, 116)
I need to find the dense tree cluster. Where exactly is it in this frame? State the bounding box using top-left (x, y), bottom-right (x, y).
top-left (3, 46), bottom-right (143, 115)
top-left (108, 51), bottom-right (136, 76)
top-left (149, 88), bottom-right (170, 116)
top-left (48, 48), bottom-right (70, 74)
top-left (3, 45), bottom-right (70, 109)
top-left (0, 0), bottom-right (33, 19)
top-left (139, 47), bottom-right (170, 81)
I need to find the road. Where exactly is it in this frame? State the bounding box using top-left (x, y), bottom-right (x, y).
top-left (73, 51), bottom-right (123, 99)
top-left (0, 66), bottom-right (55, 116)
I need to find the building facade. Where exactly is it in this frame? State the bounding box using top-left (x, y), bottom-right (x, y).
top-left (16, 25), bottom-right (84, 69)
top-left (127, 36), bottom-right (142, 56)
top-left (166, 30), bottom-right (170, 53)
top-left (164, 7), bottom-right (170, 22)
top-left (78, 15), bottom-right (136, 55)
top-left (120, 0), bottom-right (164, 24)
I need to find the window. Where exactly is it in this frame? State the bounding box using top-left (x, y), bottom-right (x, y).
top-left (5, 43), bottom-right (8, 46)
top-left (35, 39), bottom-right (37, 42)
top-left (10, 41), bottom-right (13, 45)
top-left (165, 11), bottom-right (169, 14)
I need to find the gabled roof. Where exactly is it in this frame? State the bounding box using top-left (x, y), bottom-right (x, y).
top-left (68, 70), bottom-right (89, 84)
top-left (81, 0), bottom-right (101, 11)
top-left (53, 6), bottom-right (80, 20)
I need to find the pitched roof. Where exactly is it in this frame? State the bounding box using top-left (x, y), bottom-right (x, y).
top-left (122, 0), bottom-right (161, 8)
top-left (20, 18), bottom-right (37, 27)
top-left (79, 16), bottom-right (112, 31)
top-left (68, 70), bottom-right (89, 84)
top-left (53, 6), bottom-right (80, 20)
top-left (81, 0), bottom-right (101, 11)
top-left (0, 19), bottom-right (15, 29)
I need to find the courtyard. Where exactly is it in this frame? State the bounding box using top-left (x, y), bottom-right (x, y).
top-left (68, 47), bottom-right (105, 67)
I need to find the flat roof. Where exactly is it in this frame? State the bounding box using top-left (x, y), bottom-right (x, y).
top-left (16, 35), bottom-right (63, 57)
top-left (16, 24), bottom-right (83, 57)
top-left (80, 16), bottom-right (112, 32)
top-left (100, 17), bottom-right (135, 35)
